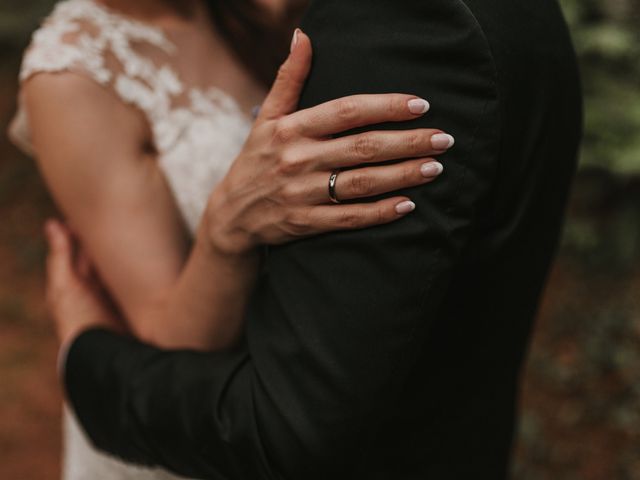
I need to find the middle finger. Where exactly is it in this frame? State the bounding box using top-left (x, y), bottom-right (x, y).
top-left (304, 129), bottom-right (455, 170)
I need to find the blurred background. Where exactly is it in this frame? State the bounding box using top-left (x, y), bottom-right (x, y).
top-left (0, 0), bottom-right (639, 478)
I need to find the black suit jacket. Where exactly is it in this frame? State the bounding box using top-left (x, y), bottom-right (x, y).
top-left (64, 0), bottom-right (582, 478)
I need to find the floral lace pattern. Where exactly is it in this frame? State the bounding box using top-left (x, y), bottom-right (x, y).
top-left (15, 0), bottom-right (253, 233)
top-left (13, 1), bottom-right (255, 479)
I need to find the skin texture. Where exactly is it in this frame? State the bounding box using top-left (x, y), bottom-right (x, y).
top-left (31, 24), bottom-right (452, 351)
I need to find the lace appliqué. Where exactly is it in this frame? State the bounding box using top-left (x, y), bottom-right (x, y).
top-left (17, 0), bottom-right (253, 232)
top-left (21, 0), bottom-right (174, 88)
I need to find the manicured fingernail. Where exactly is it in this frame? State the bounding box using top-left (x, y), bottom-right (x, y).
top-left (395, 200), bottom-right (416, 215)
top-left (431, 133), bottom-right (455, 150)
top-left (408, 98), bottom-right (430, 115)
top-left (421, 161), bottom-right (444, 177)
top-left (290, 28), bottom-right (301, 52)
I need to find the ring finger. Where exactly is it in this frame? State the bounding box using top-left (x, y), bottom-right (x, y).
top-left (297, 158), bottom-right (444, 205)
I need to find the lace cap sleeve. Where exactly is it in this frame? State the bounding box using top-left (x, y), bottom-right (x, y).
top-left (20, 0), bottom-right (179, 102)
top-left (19, 1), bottom-right (116, 86)
top-left (11, 0), bottom-right (180, 157)
top-left (19, 0), bottom-right (175, 87)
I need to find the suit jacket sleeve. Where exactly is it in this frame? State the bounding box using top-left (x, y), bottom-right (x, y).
top-left (64, 1), bottom-right (501, 479)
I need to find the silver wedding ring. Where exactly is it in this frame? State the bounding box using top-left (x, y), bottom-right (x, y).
top-left (328, 169), bottom-right (341, 204)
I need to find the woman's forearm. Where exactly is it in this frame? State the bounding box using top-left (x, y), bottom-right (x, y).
top-left (131, 225), bottom-right (260, 351)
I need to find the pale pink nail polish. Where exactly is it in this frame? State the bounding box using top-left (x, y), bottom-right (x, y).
top-left (290, 28), bottom-right (301, 52)
top-left (421, 162), bottom-right (444, 177)
top-left (396, 200), bottom-right (416, 215)
top-left (431, 133), bottom-right (455, 150)
top-left (408, 99), bottom-right (430, 115)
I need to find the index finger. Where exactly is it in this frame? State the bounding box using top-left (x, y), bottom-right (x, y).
top-left (287, 94), bottom-right (431, 138)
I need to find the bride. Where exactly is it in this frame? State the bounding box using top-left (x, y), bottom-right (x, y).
top-left (9, 0), bottom-right (454, 478)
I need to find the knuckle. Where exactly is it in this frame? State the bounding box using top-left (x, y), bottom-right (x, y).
top-left (276, 63), bottom-right (304, 90)
top-left (349, 172), bottom-right (375, 197)
top-left (284, 210), bottom-right (310, 236)
top-left (406, 132), bottom-right (425, 154)
top-left (401, 163), bottom-right (417, 184)
top-left (351, 135), bottom-right (379, 162)
top-left (339, 210), bottom-right (361, 229)
top-left (277, 149), bottom-right (306, 176)
top-left (272, 119), bottom-right (297, 145)
top-left (275, 64), bottom-right (291, 84)
top-left (387, 95), bottom-right (404, 116)
top-left (279, 181), bottom-right (304, 202)
top-left (336, 98), bottom-right (359, 122)
top-left (375, 206), bottom-right (387, 225)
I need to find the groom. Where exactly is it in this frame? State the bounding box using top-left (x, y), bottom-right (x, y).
top-left (48, 0), bottom-right (582, 478)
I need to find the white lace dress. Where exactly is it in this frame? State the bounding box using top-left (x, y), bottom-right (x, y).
top-left (9, 0), bottom-right (254, 478)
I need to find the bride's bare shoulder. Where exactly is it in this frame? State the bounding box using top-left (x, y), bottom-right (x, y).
top-left (22, 70), bottom-right (150, 162)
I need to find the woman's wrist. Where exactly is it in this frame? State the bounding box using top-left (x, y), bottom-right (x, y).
top-left (196, 208), bottom-right (260, 268)
top-left (201, 183), bottom-right (258, 258)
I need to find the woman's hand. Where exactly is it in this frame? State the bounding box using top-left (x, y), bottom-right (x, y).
top-left (44, 219), bottom-right (124, 347)
top-left (205, 29), bottom-right (454, 256)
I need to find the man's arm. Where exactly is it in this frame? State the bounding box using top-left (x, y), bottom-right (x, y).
top-left (64, 1), bottom-right (501, 478)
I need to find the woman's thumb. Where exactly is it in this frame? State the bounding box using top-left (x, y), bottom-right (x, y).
top-left (257, 28), bottom-right (313, 121)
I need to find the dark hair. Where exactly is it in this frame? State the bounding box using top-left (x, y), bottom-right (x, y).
top-left (205, 1), bottom-right (308, 88)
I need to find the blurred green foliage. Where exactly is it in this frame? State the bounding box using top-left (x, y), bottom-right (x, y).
top-left (557, 0), bottom-right (640, 270)
top-left (561, 0), bottom-right (640, 174)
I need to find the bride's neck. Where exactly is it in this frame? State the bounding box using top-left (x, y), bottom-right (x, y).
top-left (97, 0), bottom-right (202, 25)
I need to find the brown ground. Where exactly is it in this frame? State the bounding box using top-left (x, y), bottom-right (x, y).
top-left (0, 67), bottom-right (61, 479)
top-left (0, 174), bottom-right (62, 477)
